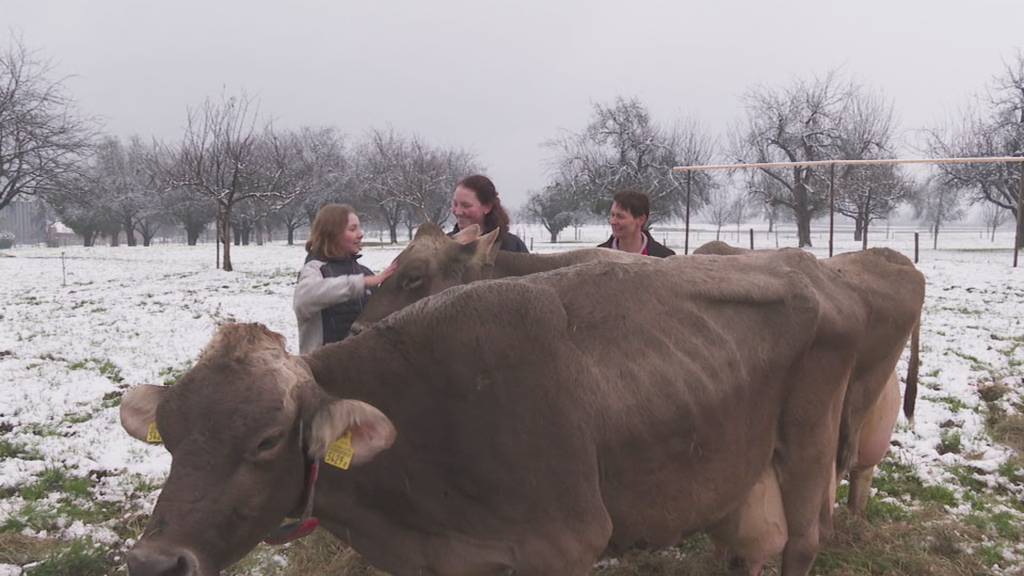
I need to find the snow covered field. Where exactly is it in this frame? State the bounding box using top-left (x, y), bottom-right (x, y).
top-left (0, 228), bottom-right (1022, 574)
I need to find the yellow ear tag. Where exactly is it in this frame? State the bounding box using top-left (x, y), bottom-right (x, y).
top-left (324, 431), bottom-right (355, 470)
top-left (146, 422), bottom-right (163, 444)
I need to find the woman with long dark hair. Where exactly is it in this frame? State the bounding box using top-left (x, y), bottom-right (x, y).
top-left (449, 174), bottom-right (529, 253)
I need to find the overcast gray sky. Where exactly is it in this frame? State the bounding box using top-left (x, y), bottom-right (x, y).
top-left (4, 0), bottom-right (1024, 208)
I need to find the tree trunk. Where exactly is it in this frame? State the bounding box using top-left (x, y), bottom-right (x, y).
top-left (220, 208), bottom-right (234, 272)
top-left (83, 230), bottom-right (96, 247)
top-left (933, 221), bottom-right (940, 250)
top-left (550, 229), bottom-right (558, 243)
top-left (287, 226), bottom-right (295, 246)
top-left (109, 229), bottom-right (121, 247)
top-left (389, 224), bottom-right (398, 245)
top-left (1016, 208), bottom-right (1024, 249)
top-left (715, 225), bottom-right (722, 241)
top-left (186, 225), bottom-right (202, 246)
top-left (795, 211), bottom-right (812, 247)
top-left (793, 179), bottom-right (813, 248)
top-left (853, 216), bottom-right (864, 242)
top-left (124, 216), bottom-right (137, 247)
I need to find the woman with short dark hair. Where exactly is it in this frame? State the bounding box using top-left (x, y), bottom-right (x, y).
top-left (598, 190), bottom-right (675, 257)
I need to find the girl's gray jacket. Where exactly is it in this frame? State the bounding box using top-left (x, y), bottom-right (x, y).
top-left (293, 258), bottom-right (368, 354)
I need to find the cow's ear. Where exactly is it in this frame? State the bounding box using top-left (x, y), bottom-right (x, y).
top-left (120, 385), bottom-right (167, 443)
top-left (471, 228), bottom-right (501, 266)
top-left (414, 223), bottom-right (445, 240)
top-left (450, 224), bottom-right (480, 245)
top-left (309, 399), bottom-right (396, 467)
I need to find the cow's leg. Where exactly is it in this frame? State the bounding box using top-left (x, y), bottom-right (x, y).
top-left (777, 351), bottom-right (852, 576)
top-left (818, 459), bottom-right (838, 543)
top-left (847, 465), bottom-right (876, 515)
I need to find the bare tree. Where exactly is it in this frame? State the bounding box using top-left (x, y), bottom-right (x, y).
top-left (397, 137), bottom-right (477, 228)
top-left (0, 38), bottom-right (94, 213)
top-left (524, 183), bottom-right (586, 243)
top-left (46, 162), bottom-right (117, 246)
top-left (353, 128), bottom-right (405, 244)
top-left (832, 88), bottom-right (909, 241)
top-left (981, 201), bottom-right (1009, 242)
top-left (547, 97), bottom-right (716, 222)
top-left (734, 70), bottom-right (851, 246)
top-left (928, 51), bottom-right (1024, 248)
top-left (169, 93), bottom-right (287, 270)
top-left (702, 186), bottom-right (738, 241)
top-left (914, 176), bottom-right (965, 250)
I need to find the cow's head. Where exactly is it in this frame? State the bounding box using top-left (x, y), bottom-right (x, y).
top-left (119, 324), bottom-right (396, 576)
top-left (352, 223), bottom-right (499, 331)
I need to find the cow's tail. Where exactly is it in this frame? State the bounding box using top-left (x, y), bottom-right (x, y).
top-left (903, 319), bottom-right (920, 422)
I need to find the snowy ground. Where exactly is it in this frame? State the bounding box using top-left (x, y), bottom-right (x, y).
top-left (0, 226), bottom-right (1022, 574)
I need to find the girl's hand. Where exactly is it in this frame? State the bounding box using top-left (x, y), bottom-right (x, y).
top-left (365, 262), bottom-right (398, 288)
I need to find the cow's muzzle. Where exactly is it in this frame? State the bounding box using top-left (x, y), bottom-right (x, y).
top-left (127, 542), bottom-right (200, 576)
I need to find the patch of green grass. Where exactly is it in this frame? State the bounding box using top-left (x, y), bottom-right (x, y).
top-left (158, 362), bottom-right (192, 386)
top-left (997, 457), bottom-right (1023, 485)
top-left (100, 390), bottom-right (123, 409)
top-left (950, 350), bottom-right (989, 371)
top-left (947, 465), bottom-right (986, 492)
top-left (67, 357), bottom-right (124, 384)
top-left (990, 511), bottom-right (1022, 540)
top-left (926, 395), bottom-right (969, 413)
top-left (0, 501), bottom-right (58, 533)
top-left (1, 497), bottom-right (121, 535)
top-left (0, 438), bottom-right (43, 460)
top-left (864, 498), bottom-right (912, 523)
top-left (974, 544), bottom-right (1006, 569)
top-left (21, 423), bottom-right (60, 437)
top-left (937, 430), bottom-right (962, 455)
top-left (24, 538), bottom-right (114, 576)
top-left (97, 360), bottom-right (123, 383)
top-left (20, 468), bottom-right (93, 501)
top-left (64, 411), bottom-right (94, 425)
top-left (872, 460), bottom-right (958, 509)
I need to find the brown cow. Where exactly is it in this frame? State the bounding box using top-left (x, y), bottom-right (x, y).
top-left (693, 241), bottom-right (924, 574)
top-left (351, 223), bottom-right (640, 332)
top-left (120, 251), bottom-right (878, 576)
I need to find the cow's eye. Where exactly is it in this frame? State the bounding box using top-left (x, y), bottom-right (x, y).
top-left (402, 275), bottom-right (423, 291)
top-left (256, 433), bottom-right (284, 453)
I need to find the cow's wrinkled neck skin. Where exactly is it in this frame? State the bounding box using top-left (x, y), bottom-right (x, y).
top-left (303, 329), bottom-right (405, 411)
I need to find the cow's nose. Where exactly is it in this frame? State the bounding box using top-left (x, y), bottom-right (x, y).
top-left (127, 543), bottom-right (199, 576)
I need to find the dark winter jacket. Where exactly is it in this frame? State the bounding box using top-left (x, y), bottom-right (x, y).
top-left (449, 224), bottom-right (530, 253)
top-left (598, 230), bottom-right (676, 258)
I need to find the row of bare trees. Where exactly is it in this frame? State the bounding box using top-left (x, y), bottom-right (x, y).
top-left (4, 34), bottom-right (1024, 256)
top-left (529, 63), bottom-right (1024, 249)
top-left (39, 94), bottom-right (476, 269)
top-left (1, 38), bottom-right (477, 270)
